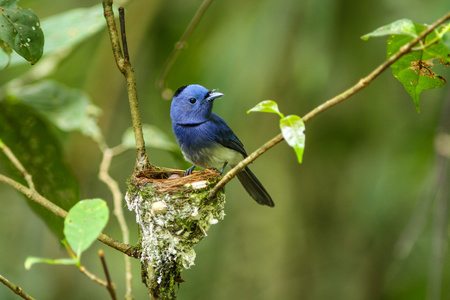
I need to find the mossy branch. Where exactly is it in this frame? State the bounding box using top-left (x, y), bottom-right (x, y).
top-left (208, 11), bottom-right (450, 200)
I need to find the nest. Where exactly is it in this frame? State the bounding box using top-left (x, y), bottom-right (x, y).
top-left (125, 168), bottom-right (226, 299)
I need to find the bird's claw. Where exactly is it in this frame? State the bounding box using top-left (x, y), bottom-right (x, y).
top-left (184, 165), bottom-right (196, 176)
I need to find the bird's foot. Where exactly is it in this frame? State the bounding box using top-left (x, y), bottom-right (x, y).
top-left (210, 162), bottom-right (228, 175)
top-left (184, 165), bottom-right (196, 176)
top-left (219, 162), bottom-right (228, 174)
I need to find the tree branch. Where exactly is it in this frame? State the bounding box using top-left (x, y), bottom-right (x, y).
top-left (0, 140), bottom-right (35, 190)
top-left (102, 0), bottom-right (150, 171)
top-left (0, 174), bottom-right (140, 258)
top-left (208, 11), bottom-right (450, 200)
top-left (0, 274), bottom-right (35, 300)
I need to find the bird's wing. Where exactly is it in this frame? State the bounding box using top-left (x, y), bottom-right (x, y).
top-left (211, 113), bottom-right (248, 157)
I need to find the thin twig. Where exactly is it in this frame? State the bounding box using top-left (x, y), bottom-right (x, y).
top-left (0, 140), bottom-right (35, 190)
top-left (98, 146), bottom-right (133, 298)
top-left (208, 11), bottom-right (450, 200)
top-left (0, 174), bottom-right (68, 218)
top-left (156, 0), bottom-right (214, 98)
top-left (0, 174), bottom-right (140, 258)
top-left (79, 266), bottom-right (108, 287)
top-left (102, 0), bottom-right (150, 171)
top-left (0, 274), bottom-right (36, 300)
top-left (99, 250), bottom-right (118, 300)
top-left (119, 7), bottom-right (130, 63)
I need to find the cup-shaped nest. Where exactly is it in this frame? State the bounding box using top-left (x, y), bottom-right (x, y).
top-left (126, 169), bottom-right (225, 299)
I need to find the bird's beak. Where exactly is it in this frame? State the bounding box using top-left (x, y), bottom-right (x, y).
top-left (202, 91), bottom-right (224, 103)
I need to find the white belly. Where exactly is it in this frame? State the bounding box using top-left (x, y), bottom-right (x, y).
top-left (183, 145), bottom-right (243, 169)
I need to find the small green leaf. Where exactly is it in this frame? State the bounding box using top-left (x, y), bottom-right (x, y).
top-left (247, 100), bottom-right (284, 118)
top-left (122, 124), bottom-right (178, 152)
top-left (64, 199), bottom-right (109, 257)
top-left (7, 80), bottom-right (102, 137)
top-left (0, 0), bottom-right (44, 64)
top-left (280, 115), bottom-right (305, 163)
top-left (361, 19), bottom-right (417, 40)
top-left (25, 257), bottom-right (78, 270)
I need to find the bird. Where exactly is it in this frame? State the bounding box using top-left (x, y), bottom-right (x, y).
top-left (170, 84), bottom-right (274, 207)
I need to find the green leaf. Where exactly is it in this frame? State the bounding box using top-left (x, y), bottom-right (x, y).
top-left (64, 199), bottom-right (109, 257)
top-left (122, 124), bottom-right (179, 152)
top-left (7, 80), bottom-right (102, 137)
top-left (0, 0), bottom-right (44, 64)
top-left (280, 115), bottom-right (305, 163)
top-left (247, 100), bottom-right (284, 118)
top-left (24, 257), bottom-right (78, 270)
top-left (361, 19), bottom-right (417, 40)
top-left (0, 101), bottom-right (80, 239)
top-left (387, 23), bottom-right (449, 112)
top-left (0, 3), bottom-right (105, 68)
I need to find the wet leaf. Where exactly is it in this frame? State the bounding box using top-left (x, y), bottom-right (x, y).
top-left (0, 0), bottom-right (44, 64)
top-left (0, 3), bottom-right (105, 67)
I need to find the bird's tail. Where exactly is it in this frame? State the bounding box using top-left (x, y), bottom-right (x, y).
top-left (236, 166), bottom-right (274, 207)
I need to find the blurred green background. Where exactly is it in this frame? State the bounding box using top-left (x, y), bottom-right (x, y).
top-left (1, 0), bottom-right (450, 299)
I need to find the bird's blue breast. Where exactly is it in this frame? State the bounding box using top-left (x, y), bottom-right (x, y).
top-left (172, 114), bottom-right (245, 168)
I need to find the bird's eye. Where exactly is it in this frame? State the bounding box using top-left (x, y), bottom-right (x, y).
top-left (189, 98), bottom-right (196, 104)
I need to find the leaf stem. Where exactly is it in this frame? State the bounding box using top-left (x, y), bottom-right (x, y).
top-left (208, 11), bottom-right (450, 200)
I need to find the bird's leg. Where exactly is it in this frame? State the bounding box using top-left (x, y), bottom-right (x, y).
top-left (219, 162), bottom-right (228, 174)
top-left (184, 165), bottom-right (196, 176)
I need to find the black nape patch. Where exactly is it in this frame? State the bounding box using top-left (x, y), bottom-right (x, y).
top-left (174, 85), bottom-right (188, 97)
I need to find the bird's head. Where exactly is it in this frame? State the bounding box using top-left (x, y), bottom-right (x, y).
top-left (170, 84), bottom-right (224, 125)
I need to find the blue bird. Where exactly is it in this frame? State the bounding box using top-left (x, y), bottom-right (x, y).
top-left (170, 84), bottom-right (274, 207)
